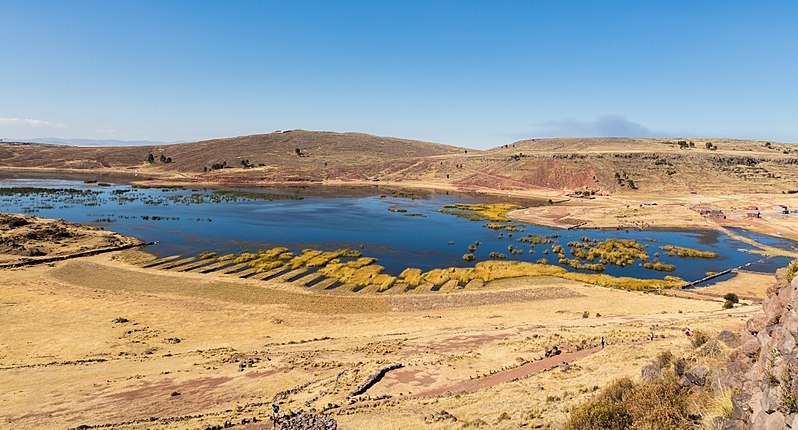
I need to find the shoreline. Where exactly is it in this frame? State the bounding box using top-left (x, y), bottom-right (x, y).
top-left (1, 166), bottom-right (796, 259)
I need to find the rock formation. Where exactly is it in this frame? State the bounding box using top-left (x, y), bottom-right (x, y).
top-left (727, 269), bottom-right (798, 429)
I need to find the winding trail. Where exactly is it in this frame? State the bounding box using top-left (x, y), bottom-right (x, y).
top-left (411, 346), bottom-right (601, 399)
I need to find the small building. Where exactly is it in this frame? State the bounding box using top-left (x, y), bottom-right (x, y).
top-left (746, 212), bottom-right (761, 219)
top-left (707, 210), bottom-right (726, 219)
top-left (746, 205), bottom-right (759, 210)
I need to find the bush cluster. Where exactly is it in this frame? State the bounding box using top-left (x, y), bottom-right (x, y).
top-left (564, 375), bottom-right (692, 430)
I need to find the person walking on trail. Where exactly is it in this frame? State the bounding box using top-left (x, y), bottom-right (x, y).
top-left (648, 330), bottom-right (654, 341)
top-left (600, 336), bottom-right (606, 349)
top-left (272, 404), bottom-right (281, 429)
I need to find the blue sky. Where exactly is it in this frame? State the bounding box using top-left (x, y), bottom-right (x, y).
top-left (1, 1), bottom-right (797, 148)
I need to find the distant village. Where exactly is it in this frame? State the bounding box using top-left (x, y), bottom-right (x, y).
top-left (691, 204), bottom-right (795, 221)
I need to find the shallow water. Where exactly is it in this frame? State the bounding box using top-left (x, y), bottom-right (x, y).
top-left (0, 178), bottom-right (793, 282)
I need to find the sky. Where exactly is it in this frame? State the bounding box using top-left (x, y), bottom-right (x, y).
top-left (1, 0), bottom-right (797, 149)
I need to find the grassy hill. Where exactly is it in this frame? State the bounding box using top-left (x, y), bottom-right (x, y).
top-left (2, 132), bottom-right (797, 194)
top-left (0, 130), bottom-right (466, 175)
top-left (371, 137), bottom-right (798, 195)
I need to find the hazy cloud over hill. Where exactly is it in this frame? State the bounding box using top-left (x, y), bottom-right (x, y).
top-left (529, 115), bottom-right (663, 138)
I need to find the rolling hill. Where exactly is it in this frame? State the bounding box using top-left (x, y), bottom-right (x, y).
top-left (0, 130), bottom-right (466, 179)
top-left (2, 132), bottom-right (798, 195)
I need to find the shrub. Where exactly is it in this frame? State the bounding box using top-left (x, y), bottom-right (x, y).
top-left (722, 293), bottom-right (739, 303)
top-left (722, 300), bottom-right (735, 309)
top-left (399, 268), bottom-right (423, 286)
top-left (660, 245), bottom-right (718, 259)
top-left (582, 311), bottom-right (590, 318)
top-left (566, 375), bottom-right (691, 430)
top-left (564, 379), bottom-right (634, 430)
top-left (627, 374), bottom-right (692, 429)
top-left (673, 358), bottom-right (688, 377)
top-left (691, 330), bottom-right (709, 348)
top-left (787, 260), bottom-right (798, 283)
top-left (564, 399), bottom-right (632, 430)
top-left (655, 350), bottom-right (674, 369)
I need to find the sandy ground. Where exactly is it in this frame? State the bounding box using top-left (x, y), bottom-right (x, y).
top-left (0, 251), bottom-right (761, 429)
top-left (509, 192), bottom-right (798, 245)
top-left (0, 212), bottom-right (143, 266)
top-left (667, 270), bottom-right (775, 302)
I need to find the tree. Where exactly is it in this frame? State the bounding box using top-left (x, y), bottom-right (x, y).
top-left (723, 293), bottom-right (739, 304)
top-left (295, 148), bottom-right (302, 156)
top-left (705, 142), bottom-right (713, 149)
top-left (160, 154), bottom-right (167, 163)
top-left (146, 153), bottom-right (155, 163)
top-left (165, 157), bottom-right (172, 163)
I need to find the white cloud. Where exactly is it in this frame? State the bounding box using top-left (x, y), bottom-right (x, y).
top-left (0, 117), bottom-right (65, 128)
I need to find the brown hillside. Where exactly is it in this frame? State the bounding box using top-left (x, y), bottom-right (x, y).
top-left (159, 130), bottom-right (466, 173)
top-left (0, 130), bottom-right (466, 175)
top-left (2, 133), bottom-right (798, 194)
top-left (366, 137), bottom-right (798, 195)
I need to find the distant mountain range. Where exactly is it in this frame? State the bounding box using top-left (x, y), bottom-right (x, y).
top-left (6, 137), bottom-right (184, 147)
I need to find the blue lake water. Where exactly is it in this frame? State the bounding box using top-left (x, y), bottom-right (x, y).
top-left (0, 178), bottom-right (793, 282)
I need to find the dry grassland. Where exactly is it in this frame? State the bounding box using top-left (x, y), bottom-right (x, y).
top-left (0, 251), bottom-right (758, 429)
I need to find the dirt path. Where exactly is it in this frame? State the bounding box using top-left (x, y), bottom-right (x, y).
top-left (411, 347), bottom-right (600, 398)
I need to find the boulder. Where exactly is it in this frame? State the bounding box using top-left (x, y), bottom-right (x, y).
top-left (684, 365), bottom-right (708, 386)
top-left (743, 339), bottom-right (762, 358)
top-left (718, 330), bottom-right (742, 348)
top-left (748, 315), bottom-right (767, 335)
top-left (731, 392), bottom-right (751, 421)
top-left (766, 411), bottom-right (786, 430)
top-left (764, 298), bottom-right (785, 325)
top-left (721, 419), bottom-right (746, 430)
top-left (641, 363), bottom-right (661, 383)
top-left (282, 413), bottom-right (337, 430)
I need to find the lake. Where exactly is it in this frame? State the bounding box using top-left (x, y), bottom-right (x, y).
top-left (0, 177), bottom-right (794, 283)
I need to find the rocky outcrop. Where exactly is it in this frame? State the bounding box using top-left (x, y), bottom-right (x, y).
top-left (281, 413), bottom-right (337, 430)
top-left (727, 270), bottom-right (798, 429)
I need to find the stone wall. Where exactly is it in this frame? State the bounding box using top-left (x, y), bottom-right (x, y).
top-left (729, 270), bottom-right (798, 429)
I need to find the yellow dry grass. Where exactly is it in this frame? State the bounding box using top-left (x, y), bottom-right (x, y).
top-left (0, 250), bottom-right (759, 429)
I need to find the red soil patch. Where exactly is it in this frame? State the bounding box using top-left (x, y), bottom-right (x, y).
top-left (394, 368), bottom-right (437, 385)
top-left (411, 347), bottom-right (600, 398)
